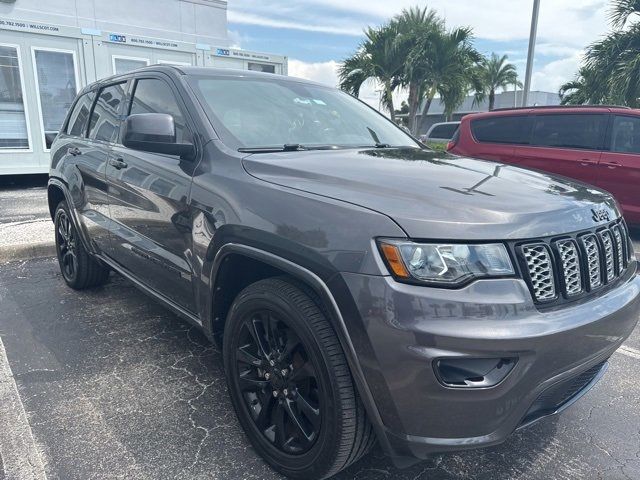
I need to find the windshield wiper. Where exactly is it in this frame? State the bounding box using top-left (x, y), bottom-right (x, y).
top-left (238, 144), bottom-right (306, 153)
top-left (238, 144), bottom-right (342, 153)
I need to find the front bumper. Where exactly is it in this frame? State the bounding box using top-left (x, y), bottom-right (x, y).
top-left (338, 265), bottom-right (640, 461)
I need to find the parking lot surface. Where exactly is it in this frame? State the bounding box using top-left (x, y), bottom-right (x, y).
top-left (0, 257), bottom-right (639, 480)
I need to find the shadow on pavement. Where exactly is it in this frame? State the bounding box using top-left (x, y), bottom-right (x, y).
top-left (0, 174), bottom-right (48, 191)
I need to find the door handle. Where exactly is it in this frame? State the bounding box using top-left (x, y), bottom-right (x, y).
top-left (109, 158), bottom-right (128, 170)
top-left (579, 159), bottom-right (597, 166)
top-left (67, 147), bottom-right (82, 157)
top-left (602, 160), bottom-right (621, 169)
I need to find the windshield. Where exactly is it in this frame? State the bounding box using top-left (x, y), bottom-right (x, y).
top-left (187, 75), bottom-right (419, 150)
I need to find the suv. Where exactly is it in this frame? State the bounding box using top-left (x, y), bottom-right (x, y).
top-left (420, 121), bottom-right (460, 144)
top-left (48, 67), bottom-right (639, 479)
top-left (448, 106), bottom-right (640, 225)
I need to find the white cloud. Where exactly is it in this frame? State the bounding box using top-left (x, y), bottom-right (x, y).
top-left (227, 10), bottom-right (362, 36)
top-left (531, 52), bottom-right (583, 93)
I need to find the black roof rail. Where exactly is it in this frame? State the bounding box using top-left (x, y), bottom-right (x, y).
top-left (490, 104), bottom-right (631, 112)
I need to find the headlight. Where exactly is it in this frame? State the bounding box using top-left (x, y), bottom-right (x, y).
top-left (378, 240), bottom-right (515, 286)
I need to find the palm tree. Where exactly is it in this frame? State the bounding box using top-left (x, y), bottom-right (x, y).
top-left (565, 0), bottom-right (640, 107)
top-left (475, 53), bottom-right (521, 111)
top-left (559, 66), bottom-right (611, 105)
top-left (411, 26), bottom-right (481, 134)
top-left (338, 22), bottom-right (404, 122)
top-left (394, 7), bottom-right (445, 134)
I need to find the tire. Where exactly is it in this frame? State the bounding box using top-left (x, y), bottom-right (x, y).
top-left (54, 201), bottom-right (110, 290)
top-left (223, 277), bottom-right (375, 479)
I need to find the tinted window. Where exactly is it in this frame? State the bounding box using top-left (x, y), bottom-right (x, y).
top-left (129, 78), bottom-right (188, 143)
top-left (532, 114), bottom-right (606, 150)
top-left (66, 92), bottom-right (95, 137)
top-left (429, 124), bottom-right (459, 139)
top-left (611, 115), bottom-right (640, 154)
top-left (88, 83), bottom-right (126, 143)
top-left (471, 116), bottom-right (531, 145)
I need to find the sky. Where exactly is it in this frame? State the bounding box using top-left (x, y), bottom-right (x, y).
top-left (226, 0), bottom-right (612, 109)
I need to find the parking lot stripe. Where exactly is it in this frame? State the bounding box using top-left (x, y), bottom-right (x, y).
top-left (617, 345), bottom-right (640, 360)
top-left (0, 337), bottom-right (47, 480)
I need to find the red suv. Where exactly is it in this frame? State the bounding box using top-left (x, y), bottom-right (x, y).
top-left (449, 106), bottom-right (640, 225)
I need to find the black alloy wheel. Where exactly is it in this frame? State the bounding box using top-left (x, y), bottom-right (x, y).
top-left (235, 309), bottom-right (321, 454)
top-left (54, 201), bottom-right (110, 289)
top-left (224, 277), bottom-right (375, 480)
top-left (56, 209), bottom-right (77, 281)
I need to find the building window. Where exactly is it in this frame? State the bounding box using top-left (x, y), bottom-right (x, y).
top-left (33, 49), bottom-right (79, 149)
top-left (113, 56), bottom-right (149, 75)
top-left (0, 45), bottom-right (30, 150)
top-left (247, 62), bottom-right (276, 74)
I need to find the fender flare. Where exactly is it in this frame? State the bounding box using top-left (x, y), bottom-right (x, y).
top-left (209, 242), bottom-right (394, 456)
top-left (47, 177), bottom-right (94, 254)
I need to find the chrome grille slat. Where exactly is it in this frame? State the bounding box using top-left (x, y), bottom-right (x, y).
top-left (599, 231), bottom-right (616, 282)
top-left (620, 223), bottom-right (633, 262)
top-left (557, 240), bottom-right (582, 296)
top-left (582, 235), bottom-right (602, 290)
top-left (612, 226), bottom-right (626, 271)
top-left (522, 245), bottom-right (556, 302)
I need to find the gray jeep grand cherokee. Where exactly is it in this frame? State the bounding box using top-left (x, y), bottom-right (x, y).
top-left (48, 66), bottom-right (639, 479)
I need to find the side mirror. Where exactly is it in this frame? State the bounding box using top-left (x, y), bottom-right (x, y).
top-left (122, 113), bottom-right (195, 160)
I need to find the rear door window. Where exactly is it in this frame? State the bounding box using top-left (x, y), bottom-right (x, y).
top-left (66, 91), bottom-right (96, 137)
top-left (531, 114), bottom-right (607, 150)
top-left (471, 116), bottom-right (532, 145)
top-left (88, 82), bottom-right (127, 143)
top-left (128, 78), bottom-right (189, 143)
top-left (610, 115), bottom-right (640, 154)
top-left (429, 124), bottom-right (459, 139)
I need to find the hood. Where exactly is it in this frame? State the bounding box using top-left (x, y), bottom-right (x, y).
top-left (242, 148), bottom-right (620, 240)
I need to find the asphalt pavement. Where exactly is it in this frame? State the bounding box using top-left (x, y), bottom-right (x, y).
top-left (0, 258), bottom-right (639, 480)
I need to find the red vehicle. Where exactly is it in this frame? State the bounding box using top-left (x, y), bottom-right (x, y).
top-left (448, 106), bottom-right (640, 225)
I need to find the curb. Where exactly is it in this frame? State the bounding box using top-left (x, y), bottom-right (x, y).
top-left (0, 242), bottom-right (56, 264)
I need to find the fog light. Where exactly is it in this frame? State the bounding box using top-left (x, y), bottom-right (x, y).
top-left (435, 357), bottom-right (516, 388)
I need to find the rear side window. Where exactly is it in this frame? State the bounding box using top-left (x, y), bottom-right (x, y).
top-left (471, 116), bottom-right (532, 145)
top-left (128, 78), bottom-right (189, 143)
top-left (66, 91), bottom-right (95, 137)
top-left (531, 114), bottom-right (606, 150)
top-left (429, 124), bottom-right (459, 139)
top-left (88, 83), bottom-right (127, 143)
top-left (611, 115), bottom-right (640, 154)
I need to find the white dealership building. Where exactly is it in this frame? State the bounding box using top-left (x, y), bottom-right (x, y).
top-left (0, 0), bottom-right (288, 174)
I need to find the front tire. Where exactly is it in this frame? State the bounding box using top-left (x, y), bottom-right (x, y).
top-left (54, 201), bottom-right (110, 290)
top-left (223, 277), bottom-right (375, 479)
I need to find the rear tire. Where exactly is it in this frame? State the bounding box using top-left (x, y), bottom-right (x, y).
top-left (54, 201), bottom-right (110, 290)
top-left (223, 277), bottom-right (375, 479)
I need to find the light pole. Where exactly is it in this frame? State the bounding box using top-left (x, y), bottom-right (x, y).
top-left (522, 0), bottom-right (540, 107)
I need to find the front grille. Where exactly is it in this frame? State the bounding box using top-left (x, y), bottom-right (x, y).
top-left (518, 220), bottom-right (632, 306)
top-left (522, 245), bottom-right (556, 302)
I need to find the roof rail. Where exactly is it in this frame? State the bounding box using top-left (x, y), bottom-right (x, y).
top-left (491, 104), bottom-right (631, 112)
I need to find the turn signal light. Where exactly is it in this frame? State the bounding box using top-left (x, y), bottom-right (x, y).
top-left (379, 243), bottom-right (410, 278)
